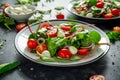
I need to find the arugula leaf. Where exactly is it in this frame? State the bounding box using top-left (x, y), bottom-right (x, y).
top-left (0, 40), bottom-right (6, 49)
top-left (0, 61), bottom-right (21, 75)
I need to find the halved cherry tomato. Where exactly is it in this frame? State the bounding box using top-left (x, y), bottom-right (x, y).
top-left (3, 3), bottom-right (10, 8)
top-left (58, 49), bottom-right (72, 59)
top-left (36, 43), bottom-right (48, 53)
top-left (89, 75), bottom-right (105, 80)
top-left (113, 26), bottom-right (120, 33)
top-left (97, 0), bottom-right (103, 2)
top-left (56, 13), bottom-right (65, 19)
top-left (78, 48), bottom-right (89, 55)
top-left (16, 23), bottom-right (26, 31)
top-left (46, 27), bottom-right (58, 37)
top-left (104, 13), bottom-right (113, 19)
top-left (96, 2), bottom-right (104, 8)
top-left (39, 22), bottom-right (53, 29)
top-left (111, 9), bottom-right (119, 16)
top-left (61, 25), bottom-right (71, 31)
top-left (27, 39), bottom-right (38, 49)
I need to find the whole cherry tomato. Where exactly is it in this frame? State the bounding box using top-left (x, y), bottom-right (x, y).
top-left (16, 23), bottom-right (26, 31)
top-left (36, 43), bottom-right (48, 53)
top-left (96, 2), bottom-right (104, 8)
top-left (27, 39), bottom-right (38, 49)
top-left (104, 13), bottom-right (113, 19)
top-left (46, 27), bottom-right (58, 37)
top-left (111, 9), bottom-right (120, 16)
top-left (56, 13), bottom-right (65, 19)
top-left (113, 26), bottom-right (120, 33)
top-left (89, 75), bottom-right (105, 80)
top-left (58, 49), bottom-right (72, 59)
top-left (61, 25), bottom-right (71, 31)
top-left (78, 48), bottom-right (88, 55)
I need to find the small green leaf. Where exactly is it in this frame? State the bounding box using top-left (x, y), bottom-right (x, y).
top-left (54, 6), bottom-right (64, 11)
top-left (89, 0), bottom-right (97, 6)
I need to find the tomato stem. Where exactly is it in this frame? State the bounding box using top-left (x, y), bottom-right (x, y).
top-left (27, 23), bottom-right (33, 34)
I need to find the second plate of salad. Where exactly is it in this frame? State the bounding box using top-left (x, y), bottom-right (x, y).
top-left (15, 20), bottom-right (110, 67)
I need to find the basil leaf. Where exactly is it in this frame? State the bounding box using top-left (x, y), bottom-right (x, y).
top-left (89, 0), bottom-right (97, 6)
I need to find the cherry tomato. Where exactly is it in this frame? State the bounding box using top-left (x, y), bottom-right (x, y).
top-left (96, 2), bottom-right (104, 8)
top-left (46, 27), bottom-right (58, 37)
top-left (16, 23), bottom-right (26, 31)
top-left (104, 13), bottom-right (113, 19)
top-left (113, 26), bottom-right (120, 33)
top-left (27, 39), bottom-right (38, 49)
top-left (61, 25), bottom-right (71, 31)
top-left (39, 22), bottom-right (53, 29)
top-left (56, 13), bottom-right (65, 19)
top-left (78, 48), bottom-right (89, 55)
top-left (89, 75), bottom-right (105, 80)
top-left (3, 3), bottom-right (10, 8)
top-left (36, 43), bottom-right (48, 53)
top-left (58, 49), bottom-right (72, 59)
top-left (97, 0), bottom-right (103, 2)
top-left (111, 9), bottom-right (120, 16)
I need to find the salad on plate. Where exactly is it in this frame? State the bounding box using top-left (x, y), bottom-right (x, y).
top-left (72, 0), bottom-right (120, 18)
top-left (26, 21), bottom-right (101, 62)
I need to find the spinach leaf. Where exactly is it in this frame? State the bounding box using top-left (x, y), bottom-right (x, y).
top-left (89, 0), bottom-right (97, 6)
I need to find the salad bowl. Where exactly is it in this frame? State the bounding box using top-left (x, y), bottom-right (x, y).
top-left (67, 0), bottom-right (120, 23)
top-left (15, 20), bottom-right (110, 67)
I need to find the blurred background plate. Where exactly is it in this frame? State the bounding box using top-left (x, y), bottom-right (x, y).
top-left (67, 0), bottom-right (120, 24)
top-left (15, 20), bottom-right (110, 67)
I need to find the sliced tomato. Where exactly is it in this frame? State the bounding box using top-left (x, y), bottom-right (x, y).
top-left (36, 43), bottom-right (48, 53)
top-left (113, 26), bottom-right (120, 33)
top-left (96, 2), bottom-right (104, 8)
top-left (58, 49), bottom-right (71, 59)
top-left (27, 39), bottom-right (38, 49)
top-left (39, 22), bottom-right (53, 29)
top-left (111, 9), bottom-right (119, 16)
top-left (16, 23), bottom-right (26, 31)
top-left (89, 75), bottom-right (105, 80)
top-left (46, 27), bottom-right (58, 37)
top-left (104, 13), bottom-right (113, 19)
top-left (78, 48), bottom-right (89, 55)
top-left (61, 25), bottom-right (71, 31)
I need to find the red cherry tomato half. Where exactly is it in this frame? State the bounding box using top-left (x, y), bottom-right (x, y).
top-left (61, 25), bottom-right (71, 31)
top-left (113, 26), bottom-right (120, 33)
top-left (36, 43), bottom-right (48, 53)
top-left (78, 48), bottom-right (89, 55)
top-left (111, 9), bottom-right (120, 16)
top-left (89, 75), bottom-right (105, 80)
top-left (96, 2), bottom-right (104, 8)
top-left (39, 22), bottom-right (53, 29)
top-left (58, 49), bottom-right (72, 59)
top-left (16, 23), bottom-right (26, 31)
top-left (104, 13), bottom-right (113, 19)
top-left (27, 39), bottom-right (38, 49)
top-left (46, 27), bottom-right (58, 37)
top-left (56, 13), bottom-right (65, 19)
top-left (3, 3), bottom-right (10, 8)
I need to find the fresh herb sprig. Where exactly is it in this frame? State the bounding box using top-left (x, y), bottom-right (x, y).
top-left (0, 14), bottom-right (15, 30)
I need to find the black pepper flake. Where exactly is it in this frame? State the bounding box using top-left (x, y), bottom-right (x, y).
top-left (112, 62), bottom-right (115, 65)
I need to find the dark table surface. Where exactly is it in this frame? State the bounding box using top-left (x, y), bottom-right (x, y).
top-left (0, 0), bottom-right (120, 80)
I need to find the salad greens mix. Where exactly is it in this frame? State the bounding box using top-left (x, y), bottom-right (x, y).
top-left (27, 21), bottom-right (101, 62)
top-left (73, 0), bottom-right (120, 18)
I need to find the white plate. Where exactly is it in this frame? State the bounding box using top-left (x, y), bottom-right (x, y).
top-left (15, 20), bottom-right (110, 67)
